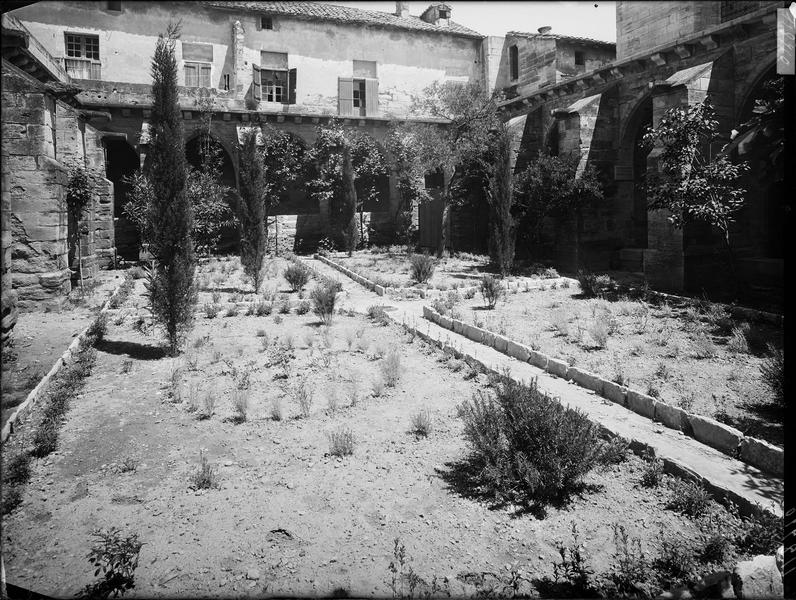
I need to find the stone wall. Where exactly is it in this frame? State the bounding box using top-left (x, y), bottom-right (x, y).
top-left (2, 63), bottom-right (70, 310)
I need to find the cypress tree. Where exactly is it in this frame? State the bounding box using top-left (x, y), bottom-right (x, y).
top-left (146, 23), bottom-right (197, 355)
top-left (232, 129), bottom-right (267, 292)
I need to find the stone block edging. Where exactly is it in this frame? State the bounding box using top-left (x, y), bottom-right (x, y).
top-left (1, 278), bottom-right (127, 444)
top-left (421, 305), bottom-right (783, 478)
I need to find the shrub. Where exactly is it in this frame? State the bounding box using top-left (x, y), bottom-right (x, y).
top-left (328, 427), bottom-right (355, 456)
top-left (380, 347), bottom-right (402, 387)
top-left (577, 270), bottom-right (615, 298)
top-left (254, 300), bottom-right (272, 316)
top-left (367, 304), bottom-right (390, 325)
top-left (190, 450), bottom-right (218, 489)
top-left (2, 451), bottom-right (32, 486)
top-left (691, 333), bottom-right (718, 359)
top-left (734, 508), bottom-right (783, 555)
top-left (204, 303), bottom-right (219, 319)
top-left (277, 295), bottom-right (291, 314)
top-left (283, 263), bottom-right (311, 292)
top-left (31, 417), bottom-right (59, 458)
top-left (1, 487), bottom-right (23, 516)
top-left (310, 282), bottom-right (338, 325)
top-left (408, 254), bottom-right (435, 284)
top-left (653, 538), bottom-right (696, 588)
top-left (458, 379), bottom-right (604, 506)
top-left (587, 320), bottom-right (609, 348)
top-left (760, 343), bottom-right (784, 404)
top-left (372, 377), bottom-right (385, 397)
top-left (81, 527), bottom-right (143, 600)
top-left (667, 479), bottom-right (712, 518)
top-left (199, 388), bottom-right (215, 420)
top-left (225, 305), bottom-right (238, 317)
top-left (296, 380), bottom-right (313, 418)
top-left (727, 325), bottom-right (750, 353)
top-left (231, 389), bottom-right (249, 424)
top-left (640, 457), bottom-right (664, 488)
top-left (542, 267), bottom-right (559, 279)
top-left (699, 532), bottom-right (731, 564)
top-left (410, 410), bottom-right (433, 437)
top-left (599, 436), bottom-right (629, 465)
top-left (86, 313), bottom-right (108, 344)
top-left (605, 524), bottom-right (653, 598)
top-left (479, 275), bottom-right (503, 309)
top-left (270, 398), bottom-right (283, 421)
top-left (295, 300), bottom-right (311, 315)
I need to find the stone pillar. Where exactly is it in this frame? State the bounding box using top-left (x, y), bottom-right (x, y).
top-left (2, 69), bottom-right (71, 310)
top-left (232, 21), bottom-right (248, 98)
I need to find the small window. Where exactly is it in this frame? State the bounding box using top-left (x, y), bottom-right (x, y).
top-left (352, 79), bottom-right (366, 109)
top-left (260, 16), bottom-right (273, 30)
top-left (184, 62), bottom-right (211, 88)
top-left (65, 33), bottom-right (100, 60)
top-left (223, 73), bottom-right (230, 91)
top-left (107, 1), bottom-right (122, 11)
top-left (575, 51), bottom-right (585, 66)
top-left (438, 9), bottom-right (450, 19)
top-left (509, 45), bottom-right (518, 80)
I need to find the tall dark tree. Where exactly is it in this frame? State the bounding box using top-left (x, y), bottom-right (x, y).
top-left (340, 144), bottom-right (359, 256)
top-left (232, 129), bottom-right (267, 292)
top-left (484, 124), bottom-right (517, 276)
top-left (145, 22), bottom-right (197, 355)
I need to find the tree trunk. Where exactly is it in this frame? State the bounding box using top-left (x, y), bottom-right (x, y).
top-left (342, 146), bottom-right (359, 257)
top-left (436, 167), bottom-right (454, 258)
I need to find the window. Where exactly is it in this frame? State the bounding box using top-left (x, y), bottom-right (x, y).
top-left (438, 8), bottom-right (450, 19)
top-left (575, 51), bottom-right (585, 66)
top-left (252, 66), bottom-right (296, 104)
top-left (106, 1), bottom-right (122, 11)
top-left (184, 62), bottom-right (211, 88)
top-left (65, 33), bottom-right (99, 60)
top-left (338, 77), bottom-right (378, 117)
top-left (64, 33), bottom-right (100, 79)
top-left (509, 45), bottom-right (518, 80)
top-left (259, 16), bottom-right (273, 30)
top-left (222, 73), bottom-right (230, 91)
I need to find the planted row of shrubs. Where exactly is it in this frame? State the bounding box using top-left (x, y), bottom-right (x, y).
top-left (1, 312), bottom-right (106, 515)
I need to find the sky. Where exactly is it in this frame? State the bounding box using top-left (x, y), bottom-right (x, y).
top-left (318, 1), bottom-right (617, 41)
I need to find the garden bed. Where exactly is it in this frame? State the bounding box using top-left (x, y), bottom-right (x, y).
top-left (436, 282), bottom-right (784, 448)
top-left (0, 257), bottom-right (777, 598)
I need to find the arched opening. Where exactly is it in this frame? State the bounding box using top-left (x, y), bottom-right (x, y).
top-left (616, 96), bottom-right (653, 252)
top-left (104, 139), bottom-right (140, 262)
top-left (266, 132), bottom-right (314, 216)
top-left (629, 98), bottom-right (652, 248)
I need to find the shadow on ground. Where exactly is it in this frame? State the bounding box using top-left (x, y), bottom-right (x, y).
top-left (95, 339), bottom-right (167, 360)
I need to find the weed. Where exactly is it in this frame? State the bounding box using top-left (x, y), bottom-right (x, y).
top-left (211, 291), bottom-right (222, 304)
top-left (611, 354), bottom-right (629, 387)
top-left (654, 361), bottom-right (670, 380)
top-left (255, 300), bottom-right (272, 316)
top-left (367, 304), bottom-right (391, 325)
top-left (380, 347), bottom-right (402, 387)
top-left (606, 524), bottom-right (652, 598)
top-left (116, 455), bottom-right (139, 474)
top-left (480, 275), bottom-right (503, 309)
top-left (546, 523), bottom-right (598, 598)
top-left (295, 299), bottom-right (311, 315)
top-left (587, 320), bottom-right (609, 348)
top-left (86, 313), bottom-right (108, 344)
top-left (727, 325), bottom-right (750, 354)
top-left (231, 389), bottom-right (249, 423)
top-left (599, 436), bottom-right (630, 465)
top-left (734, 508), bottom-right (783, 555)
top-left (409, 254), bottom-right (435, 284)
top-left (328, 427), bottom-right (355, 456)
top-left (81, 527), bottom-right (143, 599)
top-left (225, 305), bottom-right (239, 317)
top-left (372, 377), bottom-right (385, 397)
top-left (550, 310), bottom-right (570, 337)
top-left (190, 450), bottom-right (218, 489)
top-left (347, 382), bottom-right (359, 407)
top-left (296, 380), bottom-right (313, 418)
top-left (653, 537), bottom-right (696, 588)
top-left (283, 263), bottom-right (311, 292)
top-left (327, 387), bottom-right (339, 413)
top-left (576, 270), bottom-right (615, 298)
top-left (667, 479), bottom-right (712, 518)
top-left (698, 531), bottom-right (731, 564)
top-left (199, 387), bottom-right (215, 420)
top-left (409, 410), bottom-right (433, 438)
top-left (120, 359), bottom-right (134, 375)
top-left (273, 314), bottom-right (283, 325)
top-left (645, 382), bottom-right (661, 399)
top-left (211, 350), bottom-right (222, 363)
top-left (691, 333), bottom-right (718, 359)
top-left (677, 391), bottom-right (696, 412)
top-left (640, 456), bottom-right (664, 488)
top-left (278, 295), bottom-right (291, 314)
top-left (270, 398), bottom-right (283, 421)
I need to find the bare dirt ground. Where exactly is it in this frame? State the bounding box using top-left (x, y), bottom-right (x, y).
top-left (449, 282), bottom-right (784, 447)
top-left (1, 273), bottom-right (121, 429)
top-left (1, 258), bottom-right (761, 597)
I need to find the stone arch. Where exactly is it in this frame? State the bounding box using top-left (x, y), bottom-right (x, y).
top-left (184, 130), bottom-right (237, 189)
top-left (617, 93), bottom-right (653, 248)
top-left (104, 138), bottom-right (141, 262)
top-left (735, 53), bottom-right (778, 125)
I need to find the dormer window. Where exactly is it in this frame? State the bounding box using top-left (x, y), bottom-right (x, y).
top-left (438, 8), bottom-right (450, 18)
top-left (575, 51), bottom-right (585, 66)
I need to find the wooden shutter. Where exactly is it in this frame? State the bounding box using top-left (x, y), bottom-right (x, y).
top-left (253, 65), bottom-right (261, 100)
top-left (364, 78), bottom-right (379, 117)
top-left (288, 68), bottom-right (297, 104)
top-left (338, 77), bottom-right (354, 116)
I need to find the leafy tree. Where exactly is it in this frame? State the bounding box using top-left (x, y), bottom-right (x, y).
top-left (514, 151), bottom-right (603, 251)
top-left (641, 97), bottom-right (749, 278)
top-left (145, 22), bottom-right (197, 355)
top-left (260, 124), bottom-right (307, 246)
top-left (187, 91), bottom-right (234, 255)
top-left (402, 81), bottom-right (501, 257)
top-left (121, 170), bottom-right (154, 246)
top-left (231, 128), bottom-right (267, 292)
top-left (385, 124), bottom-right (429, 247)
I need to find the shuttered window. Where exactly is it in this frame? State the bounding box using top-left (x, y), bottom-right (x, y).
top-left (253, 65), bottom-right (261, 100)
top-left (364, 78), bottom-right (379, 117)
top-left (342, 77), bottom-right (378, 117)
top-left (255, 67), bottom-right (296, 104)
top-left (185, 62), bottom-right (211, 88)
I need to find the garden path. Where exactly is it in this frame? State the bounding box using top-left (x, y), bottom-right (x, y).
top-left (303, 258), bottom-right (784, 518)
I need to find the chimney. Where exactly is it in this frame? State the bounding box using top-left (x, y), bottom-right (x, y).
top-left (537, 26), bottom-right (552, 34)
top-left (395, 1), bottom-right (410, 17)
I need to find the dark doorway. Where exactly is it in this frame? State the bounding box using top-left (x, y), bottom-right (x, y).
top-left (104, 139), bottom-right (140, 261)
top-left (631, 98), bottom-right (652, 247)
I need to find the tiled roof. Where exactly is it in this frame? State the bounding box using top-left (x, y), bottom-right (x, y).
top-left (201, 1), bottom-right (484, 38)
top-left (507, 30), bottom-right (615, 46)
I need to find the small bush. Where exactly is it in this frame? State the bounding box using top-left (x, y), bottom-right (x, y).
top-left (640, 457), bottom-right (664, 488)
top-left (270, 398), bottom-right (283, 421)
top-left (31, 417), bottom-right (59, 458)
top-left (199, 388), bottom-right (215, 420)
top-left (734, 508), bottom-right (783, 555)
top-left (328, 427), bottom-right (355, 456)
top-left (225, 305), bottom-right (239, 317)
top-left (479, 275), bottom-right (503, 309)
top-left (577, 270), bottom-right (615, 298)
top-left (458, 379), bottom-right (604, 507)
top-left (372, 377), bottom-right (385, 397)
top-left (380, 347), bottom-right (402, 387)
top-left (296, 380), bottom-right (313, 418)
top-left (310, 282), bottom-right (338, 325)
top-left (760, 343), bottom-right (784, 404)
top-left (277, 295), bottom-right (291, 314)
top-left (254, 300), bottom-right (272, 316)
top-left (86, 313), bottom-right (108, 344)
top-left (81, 527), bottom-right (143, 600)
top-left (606, 524), bottom-right (653, 598)
top-left (231, 389), bottom-right (249, 424)
top-left (367, 305), bottom-right (390, 325)
top-left (587, 320), bottom-right (609, 348)
top-left (410, 410), bottom-right (433, 437)
top-left (727, 325), bottom-right (750, 353)
top-left (546, 523), bottom-right (598, 598)
top-left (691, 333), bottom-right (718, 359)
top-left (599, 436), bottom-right (629, 465)
top-left (409, 254), bottom-right (435, 284)
top-left (699, 532), bottom-right (731, 564)
top-left (295, 300), bottom-right (311, 315)
top-left (667, 479), bottom-right (712, 518)
top-left (190, 450), bottom-right (218, 489)
top-left (2, 451), bottom-right (32, 486)
top-left (653, 538), bottom-right (696, 588)
top-left (283, 263), bottom-right (311, 292)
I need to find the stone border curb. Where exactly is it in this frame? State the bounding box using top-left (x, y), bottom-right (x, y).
top-left (1, 278), bottom-right (127, 444)
top-left (421, 305), bottom-right (783, 478)
top-left (392, 309), bottom-right (779, 519)
top-left (315, 253), bottom-right (577, 301)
